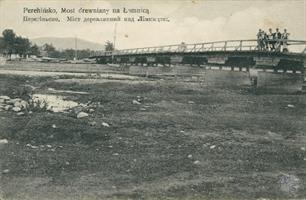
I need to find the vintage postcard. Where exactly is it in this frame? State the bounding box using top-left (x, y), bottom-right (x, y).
top-left (0, 0), bottom-right (306, 199)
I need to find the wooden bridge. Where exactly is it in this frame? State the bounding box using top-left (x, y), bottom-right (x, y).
top-left (91, 39), bottom-right (306, 74)
top-left (89, 39), bottom-right (306, 92)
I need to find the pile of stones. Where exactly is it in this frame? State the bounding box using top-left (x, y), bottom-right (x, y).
top-left (0, 95), bottom-right (29, 115)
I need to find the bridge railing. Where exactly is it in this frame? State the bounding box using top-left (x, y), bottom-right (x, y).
top-left (91, 39), bottom-right (306, 57)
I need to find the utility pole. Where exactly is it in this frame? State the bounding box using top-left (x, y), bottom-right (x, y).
top-left (112, 23), bottom-right (117, 63)
top-left (113, 23), bottom-right (117, 50)
top-left (74, 36), bottom-right (78, 61)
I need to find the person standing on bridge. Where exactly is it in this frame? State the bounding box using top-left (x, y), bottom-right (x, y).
top-left (268, 28), bottom-right (275, 51)
top-left (257, 29), bottom-right (265, 51)
top-left (282, 29), bottom-right (290, 52)
top-left (275, 28), bottom-right (282, 52)
top-left (257, 29), bottom-right (262, 50)
top-left (263, 31), bottom-right (269, 51)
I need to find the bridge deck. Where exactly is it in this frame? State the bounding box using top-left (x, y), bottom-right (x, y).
top-left (91, 39), bottom-right (306, 57)
top-left (91, 39), bottom-right (306, 74)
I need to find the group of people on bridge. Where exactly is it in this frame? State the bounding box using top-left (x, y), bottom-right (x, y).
top-left (257, 28), bottom-right (290, 52)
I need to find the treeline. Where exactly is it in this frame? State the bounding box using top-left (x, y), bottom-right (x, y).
top-left (42, 43), bottom-right (96, 60)
top-left (0, 29), bottom-right (39, 57)
top-left (0, 29), bottom-right (111, 60)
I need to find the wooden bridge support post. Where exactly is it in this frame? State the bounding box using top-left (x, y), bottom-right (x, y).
top-left (303, 59), bottom-right (306, 75)
top-left (239, 67), bottom-right (242, 71)
top-left (231, 66), bottom-right (234, 71)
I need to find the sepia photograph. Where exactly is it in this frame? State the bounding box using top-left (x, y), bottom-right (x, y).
top-left (0, 0), bottom-right (306, 199)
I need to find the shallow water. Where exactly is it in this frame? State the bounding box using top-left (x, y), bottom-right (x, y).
top-left (0, 69), bottom-right (87, 77)
top-left (47, 88), bottom-right (89, 95)
top-left (54, 78), bottom-right (152, 85)
top-left (0, 69), bottom-right (139, 80)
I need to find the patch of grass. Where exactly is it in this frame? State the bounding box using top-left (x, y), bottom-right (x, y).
top-left (14, 113), bottom-right (111, 144)
top-left (27, 98), bottom-right (49, 112)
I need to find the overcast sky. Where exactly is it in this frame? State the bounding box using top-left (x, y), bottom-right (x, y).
top-left (0, 0), bottom-right (305, 49)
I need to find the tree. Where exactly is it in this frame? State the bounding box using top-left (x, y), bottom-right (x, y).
top-left (77, 49), bottom-right (92, 59)
top-left (105, 41), bottom-right (114, 51)
top-left (0, 37), bottom-right (5, 54)
top-left (63, 49), bottom-right (75, 60)
top-left (15, 36), bottom-right (31, 57)
top-left (29, 44), bottom-right (40, 56)
top-left (2, 29), bottom-right (16, 56)
top-left (43, 43), bottom-right (55, 53)
top-left (1, 29), bottom-right (34, 58)
top-left (62, 49), bottom-right (93, 60)
top-left (42, 43), bottom-right (60, 58)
